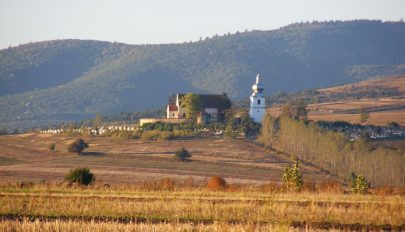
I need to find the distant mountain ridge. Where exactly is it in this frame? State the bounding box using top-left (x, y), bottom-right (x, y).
top-left (1, 20), bottom-right (405, 131)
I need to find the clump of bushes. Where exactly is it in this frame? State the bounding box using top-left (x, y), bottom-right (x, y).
top-left (141, 130), bottom-right (174, 140)
top-left (64, 167), bottom-right (95, 186)
top-left (175, 147), bottom-right (192, 161)
top-left (207, 176), bottom-right (227, 191)
top-left (67, 138), bottom-right (88, 155)
top-left (48, 143), bottom-right (56, 152)
top-left (282, 159), bottom-right (303, 191)
top-left (104, 130), bottom-right (141, 139)
top-left (350, 173), bottom-right (369, 194)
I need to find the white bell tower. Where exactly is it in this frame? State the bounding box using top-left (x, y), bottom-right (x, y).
top-left (249, 74), bottom-right (266, 123)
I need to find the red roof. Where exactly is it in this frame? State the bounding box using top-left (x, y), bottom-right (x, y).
top-left (168, 104), bottom-right (178, 111)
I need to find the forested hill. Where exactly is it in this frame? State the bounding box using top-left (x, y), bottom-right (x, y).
top-left (1, 20), bottom-right (405, 131)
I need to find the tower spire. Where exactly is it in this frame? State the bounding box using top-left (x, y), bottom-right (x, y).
top-left (249, 73), bottom-right (266, 123)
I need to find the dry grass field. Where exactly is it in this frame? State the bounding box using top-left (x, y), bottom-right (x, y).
top-left (0, 185), bottom-right (404, 231)
top-left (0, 133), bottom-right (335, 185)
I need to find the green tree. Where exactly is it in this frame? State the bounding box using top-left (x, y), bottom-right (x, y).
top-left (359, 107), bottom-right (369, 125)
top-left (181, 93), bottom-right (202, 119)
top-left (350, 173), bottom-right (369, 194)
top-left (68, 138), bottom-right (89, 155)
top-left (64, 167), bottom-right (95, 186)
top-left (282, 159), bottom-right (303, 191)
top-left (175, 147), bottom-right (192, 161)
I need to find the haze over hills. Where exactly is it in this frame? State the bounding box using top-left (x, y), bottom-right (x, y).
top-left (1, 20), bottom-right (405, 131)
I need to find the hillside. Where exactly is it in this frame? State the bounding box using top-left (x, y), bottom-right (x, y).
top-left (266, 75), bottom-right (405, 125)
top-left (1, 20), bottom-right (405, 131)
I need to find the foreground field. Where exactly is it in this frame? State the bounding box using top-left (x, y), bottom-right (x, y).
top-left (0, 185), bottom-right (404, 231)
top-left (0, 133), bottom-right (334, 185)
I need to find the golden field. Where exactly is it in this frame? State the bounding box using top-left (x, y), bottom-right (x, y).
top-left (0, 184), bottom-right (404, 231)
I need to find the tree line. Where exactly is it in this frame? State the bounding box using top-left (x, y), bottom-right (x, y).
top-left (258, 115), bottom-right (404, 187)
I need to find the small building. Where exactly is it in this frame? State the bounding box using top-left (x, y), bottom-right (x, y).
top-left (249, 74), bottom-right (266, 123)
top-left (167, 93), bottom-right (231, 123)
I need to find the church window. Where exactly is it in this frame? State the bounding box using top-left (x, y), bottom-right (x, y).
top-left (172, 113), bottom-right (174, 117)
top-left (257, 99), bottom-right (261, 105)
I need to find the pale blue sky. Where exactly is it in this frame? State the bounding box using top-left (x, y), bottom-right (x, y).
top-left (1, 0), bottom-right (404, 49)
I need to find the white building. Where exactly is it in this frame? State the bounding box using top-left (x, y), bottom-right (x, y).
top-left (249, 74), bottom-right (266, 123)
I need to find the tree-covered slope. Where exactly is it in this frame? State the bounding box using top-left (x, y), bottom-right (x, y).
top-left (1, 20), bottom-right (405, 130)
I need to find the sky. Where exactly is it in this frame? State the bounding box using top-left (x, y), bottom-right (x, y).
top-left (1, 0), bottom-right (404, 49)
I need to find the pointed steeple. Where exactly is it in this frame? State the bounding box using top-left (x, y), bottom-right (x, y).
top-left (251, 74), bottom-right (264, 96)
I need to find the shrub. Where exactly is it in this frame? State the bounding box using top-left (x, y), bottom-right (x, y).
top-left (386, 121), bottom-right (400, 127)
top-left (67, 138), bottom-right (88, 155)
top-left (350, 173), bottom-right (369, 194)
top-left (16, 181), bottom-right (34, 188)
top-left (48, 143), bottom-right (56, 152)
top-left (64, 167), bottom-right (95, 186)
top-left (207, 176), bottom-right (227, 190)
top-left (282, 159), bottom-right (303, 191)
top-left (103, 130), bottom-right (141, 139)
top-left (141, 130), bottom-right (174, 140)
top-left (175, 147), bottom-right (191, 161)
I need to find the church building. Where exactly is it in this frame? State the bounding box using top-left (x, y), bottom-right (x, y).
top-left (167, 93), bottom-right (231, 123)
top-left (249, 74), bottom-right (266, 123)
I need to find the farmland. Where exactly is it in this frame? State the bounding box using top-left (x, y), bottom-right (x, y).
top-left (0, 133), bottom-right (334, 185)
top-left (0, 132), bottom-right (404, 230)
top-left (268, 98), bottom-right (405, 126)
top-left (0, 184), bottom-right (404, 231)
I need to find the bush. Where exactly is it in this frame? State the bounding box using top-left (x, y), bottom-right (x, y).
top-left (207, 176), bottom-right (227, 190)
top-left (350, 173), bottom-right (369, 194)
top-left (282, 159), bottom-right (303, 191)
top-left (16, 181), bottom-right (34, 188)
top-left (105, 130), bottom-right (140, 139)
top-left (48, 143), bottom-right (56, 152)
top-left (141, 130), bottom-right (174, 140)
top-left (64, 167), bottom-right (95, 186)
top-left (175, 147), bottom-right (191, 161)
top-left (67, 138), bottom-right (88, 155)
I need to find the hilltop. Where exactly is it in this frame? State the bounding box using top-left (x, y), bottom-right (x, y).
top-left (1, 20), bottom-right (405, 131)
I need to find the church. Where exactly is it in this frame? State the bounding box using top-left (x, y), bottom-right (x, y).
top-left (167, 74), bottom-right (266, 123)
top-left (249, 74), bottom-right (266, 123)
top-left (141, 74), bottom-right (265, 126)
top-left (166, 93), bottom-right (231, 123)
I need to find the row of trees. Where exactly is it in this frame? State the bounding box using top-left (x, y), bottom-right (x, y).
top-left (258, 115), bottom-right (404, 186)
